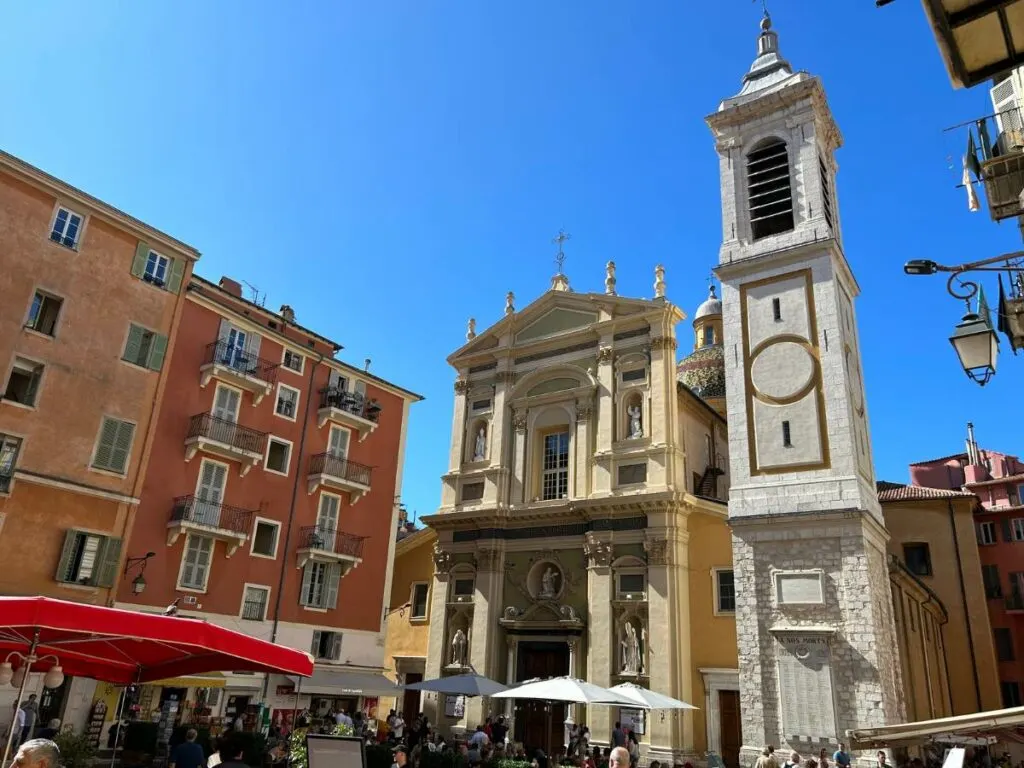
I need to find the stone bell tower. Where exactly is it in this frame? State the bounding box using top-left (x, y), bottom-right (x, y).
top-left (707, 13), bottom-right (904, 765)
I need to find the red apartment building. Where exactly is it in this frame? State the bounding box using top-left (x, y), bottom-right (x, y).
top-left (910, 423), bottom-right (1024, 710)
top-left (113, 274), bottom-right (420, 728)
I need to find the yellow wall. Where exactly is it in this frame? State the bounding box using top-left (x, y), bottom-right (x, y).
top-left (883, 497), bottom-right (1002, 714)
top-left (891, 569), bottom-right (951, 722)
top-left (687, 506), bottom-right (739, 754)
top-left (381, 529), bottom-right (436, 713)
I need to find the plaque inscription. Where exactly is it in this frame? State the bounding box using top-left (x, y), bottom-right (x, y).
top-left (776, 634), bottom-right (836, 741)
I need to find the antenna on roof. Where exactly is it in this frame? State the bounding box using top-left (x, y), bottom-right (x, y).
top-left (242, 280), bottom-right (265, 307)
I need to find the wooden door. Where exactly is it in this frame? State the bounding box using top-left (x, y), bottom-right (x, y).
top-left (402, 673), bottom-right (423, 719)
top-left (514, 642), bottom-right (569, 759)
top-left (719, 689), bottom-right (742, 768)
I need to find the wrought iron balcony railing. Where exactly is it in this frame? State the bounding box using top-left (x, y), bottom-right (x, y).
top-left (204, 340), bottom-right (280, 385)
top-left (187, 413), bottom-right (268, 455)
top-left (319, 387), bottom-right (382, 423)
top-left (170, 495), bottom-right (254, 534)
top-left (298, 525), bottom-right (366, 558)
top-left (308, 453), bottom-right (372, 486)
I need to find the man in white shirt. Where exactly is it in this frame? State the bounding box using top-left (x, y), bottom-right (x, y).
top-left (391, 713), bottom-right (405, 741)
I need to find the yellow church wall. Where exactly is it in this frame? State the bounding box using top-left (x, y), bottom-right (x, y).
top-left (381, 528), bottom-right (436, 715)
top-left (686, 506), bottom-right (739, 755)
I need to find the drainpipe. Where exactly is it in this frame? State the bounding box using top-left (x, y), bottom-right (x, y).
top-left (261, 351), bottom-right (325, 703)
top-left (948, 498), bottom-right (983, 710)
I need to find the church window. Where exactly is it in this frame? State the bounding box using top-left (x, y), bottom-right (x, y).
top-left (715, 569), bottom-right (735, 613)
top-left (617, 573), bottom-right (646, 596)
top-left (772, 297), bottom-right (782, 322)
top-left (747, 138), bottom-right (794, 240)
top-left (903, 543), bottom-right (932, 577)
top-left (541, 431), bottom-right (570, 500)
top-left (622, 368), bottom-right (646, 383)
top-left (782, 420), bottom-right (792, 447)
top-left (452, 578), bottom-right (474, 599)
top-left (702, 325), bottom-right (715, 347)
top-left (819, 155), bottom-right (835, 231)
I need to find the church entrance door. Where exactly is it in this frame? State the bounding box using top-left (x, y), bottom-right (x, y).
top-left (513, 641), bottom-right (570, 759)
top-left (718, 689), bottom-right (742, 768)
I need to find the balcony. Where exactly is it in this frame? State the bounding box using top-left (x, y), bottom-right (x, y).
top-left (166, 495), bottom-right (253, 556)
top-left (1007, 593), bottom-right (1024, 613)
top-left (295, 524), bottom-right (365, 572)
top-left (306, 453), bottom-right (372, 502)
top-left (967, 109), bottom-right (1024, 223)
top-left (184, 413), bottom-right (268, 476)
top-left (317, 388), bottom-right (382, 441)
top-left (199, 340), bottom-right (280, 405)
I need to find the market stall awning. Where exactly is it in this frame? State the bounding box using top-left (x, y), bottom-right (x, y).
top-left (288, 669), bottom-right (402, 697)
top-left (848, 705), bottom-right (1024, 749)
top-left (149, 673), bottom-right (226, 688)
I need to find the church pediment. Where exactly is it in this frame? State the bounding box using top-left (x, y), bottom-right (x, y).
top-left (514, 307), bottom-right (598, 344)
top-left (498, 601), bottom-right (585, 630)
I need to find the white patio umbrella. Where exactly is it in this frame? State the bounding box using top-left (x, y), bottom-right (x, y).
top-left (609, 682), bottom-right (699, 710)
top-left (403, 672), bottom-right (508, 697)
top-left (493, 676), bottom-right (637, 705)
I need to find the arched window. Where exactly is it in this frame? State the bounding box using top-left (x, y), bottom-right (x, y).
top-left (747, 138), bottom-right (794, 240)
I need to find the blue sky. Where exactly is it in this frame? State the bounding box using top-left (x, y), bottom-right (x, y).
top-left (2, 2), bottom-right (1019, 521)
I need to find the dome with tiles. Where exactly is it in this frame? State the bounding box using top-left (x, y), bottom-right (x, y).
top-left (677, 284), bottom-right (726, 400)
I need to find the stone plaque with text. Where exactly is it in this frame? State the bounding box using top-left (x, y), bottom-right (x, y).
top-left (776, 634), bottom-right (836, 741)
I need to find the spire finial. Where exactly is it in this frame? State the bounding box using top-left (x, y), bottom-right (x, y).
top-left (505, 291), bottom-right (515, 316)
top-left (550, 229), bottom-right (572, 291)
top-left (605, 261), bottom-right (617, 296)
top-left (707, 273), bottom-right (717, 300)
top-left (466, 317), bottom-right (476, 341)
top-left (654, 264), bottom-right (666, 299)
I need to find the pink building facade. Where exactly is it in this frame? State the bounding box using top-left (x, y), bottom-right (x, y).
top-left (909, 424), bottom-right (1024, 709)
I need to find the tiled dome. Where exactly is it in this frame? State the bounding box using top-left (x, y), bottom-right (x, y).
top-left (677, 344), bottom-right (726, 399)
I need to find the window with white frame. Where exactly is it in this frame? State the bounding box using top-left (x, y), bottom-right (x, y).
top-left (282, 349), bottom-right (304, 373)
top-left (410, 582), bottom-right (429, 620)
top-left (275, 384), bottom-right (300, 419)
top-left (715, 569), bottom-right (736, 613)
top-left (144, 249), bottom-right (170, 286)
top-left (300, 561), bottom-right (341, 609)
top-left (241, 585), bottom-right (270, 621)
top-left (979, 521), bottom-right (998, 545)
top-left (26, 291), bottom-right (62, 336)
top-left (3, 357), bottom-right (44, 407)
top-left (251, 519), bottom-right (280, 558)
top-left (265, 438), bottom-right (291, 475)
top-left (541, 432), bottom-right (570, 501)
top-left (50, 207), bottom-right (83, 248)
top-left (1013, 518), bottom-right (1024, 542)
top-left (311, 630), bottom-right (342, 660)
top-left (179, 535), bottom-right (214, 590)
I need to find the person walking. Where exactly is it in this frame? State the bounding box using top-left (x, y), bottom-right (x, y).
top-left (19, 695), bottom-right (39, 745)
top-left (170, 728), bottom-right (206, 768)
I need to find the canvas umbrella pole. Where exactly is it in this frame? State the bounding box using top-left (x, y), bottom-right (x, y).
top-left (2, 629), bottom-right (40, 768)
top-left (108, 667), bottom-right (143, 768)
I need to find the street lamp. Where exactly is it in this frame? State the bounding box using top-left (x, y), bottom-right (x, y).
top-left (124, 551), bottom-right (156, 595)
top-left (949, 311), bottom-right (999, 385)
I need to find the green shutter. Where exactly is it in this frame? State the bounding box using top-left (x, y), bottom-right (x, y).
top-left (123, 324), bottom-right (144, 365)
top-left (299, 565), bottom-right (313, 606)
top-left (166, 257), bottom-right (185, 294)
top-left (92, 418), bottom-right (119, 470)
top-left (55, 530), bottom-right (79, 583)
top-left (329, 633), bottom-right (342, 660)
top-left (325, 564), bottom-right (341, 609)
top-left (1003, 518), bottom-right (1014, 542)
top-left (310, 630), bottom-right (321, 656)
top-left (147, 333), bottom-right (168, 371)
top-left (95, 537), bottom-right (122, 588)
top-left (131, 242), bottom-right (150, 278)
top-left (110, 421), bottom-right (135, 474)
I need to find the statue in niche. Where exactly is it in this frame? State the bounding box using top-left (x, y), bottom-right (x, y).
top-left (621, 621), bottom-right (643, 674)
top-left (539, 566), bottom-right (559, 599)
top-left (450, 628), bottom-right (468, 667)
top-left (472, 425), bottom-right (487, 461)
top-left (628, 404), bottom-right (643, 439)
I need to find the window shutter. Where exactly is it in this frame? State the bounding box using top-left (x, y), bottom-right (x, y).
top-left (110, 421), bottom-right (136, 474)
top-left (93, 418), bottom-right (120, 469)
top-left (96, 537), bottom-right (122, 588)
top-left (25, 368), bottom-right (41, 405)
top-left (218, 319), bottom-right (231, 342)
top-left (55, 530), bottom-right (79, 583)
top-left (147, 333), bottom-right (168, 371)
top-left (325, 564), bottom-right (341, 609)
top-left (328, 370), bottom-right (341, 389)
top-left (166, 257), bottom-right (186, 294)
top-left (247, 333), bottom-right (262, 358)
top-left (976, 522), bottom-right (984, 544)
top-left (1003, 518), bottom-right (1014, 542)
top-left (330, 633), bottom-right (343, 660)
top-left (310, 630), bottom-right (321, 655)
top-left (131, 242), bottom-right (149, 278)
top-left (123, 324), bottom-right (144, 365)
top-left (354, 380), bottom-right (367, 399)
top-left (299, 565), bottom-right (313, 606)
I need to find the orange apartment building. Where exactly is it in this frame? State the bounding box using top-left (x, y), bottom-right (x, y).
top-left (909, 424), bottom-right (1024, 711)
top-left (0, 150), bottom-right (199, 727)
top-left (113, 274), bottom-right (421, 729)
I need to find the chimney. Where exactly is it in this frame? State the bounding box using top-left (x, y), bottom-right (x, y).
top-left (364, 358), bottom-right (371, 372)
top-left (280, 305), bottom-right (296, 323)
top-left (219, 277), bottom-right (243, 298)
top-left (966, 422), bottom-right (980, 466)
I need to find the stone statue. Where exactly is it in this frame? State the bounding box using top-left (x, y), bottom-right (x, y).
top-left (620, 632), bottom-right (630, 673)
top-left (472, 426), bottom-right (487, 461)
top-left (540, 567), bottom-right (559, 599)
top-left (639, 626), bottom-right (647, 674)
top-left (622, 622), bottom-right (642, 674)
top-left (628, 404), bottom-right (643, 439)
top-left (450, 629), bottom-right (468, 667)
top-left (605, 260), bottom-right (617, 295)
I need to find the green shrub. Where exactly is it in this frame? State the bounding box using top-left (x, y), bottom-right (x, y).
top-left (123, 722), bottom-right (159, 753)
top-left (486, 759), bottom-right (532, 768)
top-left (52, 730), bottom-right (98, 768)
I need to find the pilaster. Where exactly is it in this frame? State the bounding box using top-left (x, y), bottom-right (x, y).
top-left (511, 412), bottom-right (527, 503)
top-left (492, 370), bottom-right (515, 469)
top-left (424, 547), bottom-right (452, 726)
top-left (449, 378), bottom-right (470, 471)
top-left (594, 342), bottom-right (615, 494)
top-left (574, 400), bottom-right (594, 498)
top-left (585, 538), bottom-right (614, 740)
top-left (466, 547), bottom-right (505, 726)
top-left (647, 335), bottom-right (676, 446)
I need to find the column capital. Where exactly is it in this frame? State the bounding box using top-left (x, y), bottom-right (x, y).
top-left (575, 399), bottom-right (595, 423)
top-left (433, 543), bottom-right (453, 574)
top-left (596, 346), bottom-right (614, 364)
top-left (475, 547), bottom-right (503, 572)
top-left (512, 412), bottom-right (528, 432)
top-left (454, 379), bottom-right (471, 394)
top-left (649, 336), bottom-right (678, 352)
top-left (584, 531), bottom-right (614, 569)
top-left (644, 535), bottom-right (672, 566)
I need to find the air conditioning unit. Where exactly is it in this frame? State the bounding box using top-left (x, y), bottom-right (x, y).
top-left (181, 595), bottom-right (199, 607)
top-left (619, 592), bottom-right (646, 601)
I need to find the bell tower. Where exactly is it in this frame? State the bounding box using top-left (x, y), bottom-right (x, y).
top-left (708, 13), bottom-right (903, 765)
